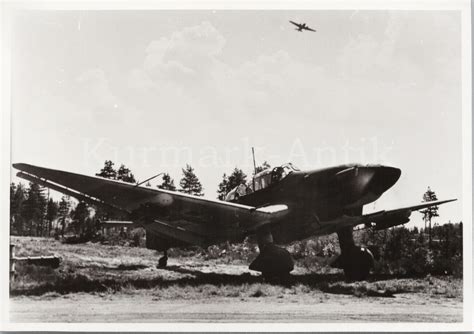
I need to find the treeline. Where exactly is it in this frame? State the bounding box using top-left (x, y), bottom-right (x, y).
top-left (359, 223), bottom-right (463, 276)
top-left (10, 160), bottom-right (463, 279)
top-left (10, 160), bottom-right (463, 277)
top-left (10, 182), bottom-right (98, 238)
top-left (95, 160), bottom-right (204, 196)
top-left (201, 223), bottom-right (463, 277)
top-left (10, 159), bottom-right (272, 237)
top-left (10, 161), bottom-right (136, 237)
top-left (11, 182), bottom-right (55, 237)
top-left (9, 159), bottom-right (270, 238)
top-left (10, 160), bottom-right (206, 237)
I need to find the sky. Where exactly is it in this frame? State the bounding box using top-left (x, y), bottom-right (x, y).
top-left (10, 10), bottom-right (463, 228)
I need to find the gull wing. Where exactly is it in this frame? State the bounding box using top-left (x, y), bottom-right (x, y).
top-left (13, 163), bottom-right (288, 246)
top-left (321, 199), bottom-right (457, 231)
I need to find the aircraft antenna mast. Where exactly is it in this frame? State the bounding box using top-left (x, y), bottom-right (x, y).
top-left (252, 147), bottom-right (257, 191)
top-left (135, 172), bottom-right (164, 188)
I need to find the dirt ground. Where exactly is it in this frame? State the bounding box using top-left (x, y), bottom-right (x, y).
top-left (10, 290), bottom-right (462, 323)
top-left (9, 237), bottom-right (463, 323)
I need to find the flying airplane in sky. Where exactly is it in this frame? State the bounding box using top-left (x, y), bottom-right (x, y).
top-left (289, 20), bottom-right (316, 32)
top-left (13, 162), bottom-right (455, 280)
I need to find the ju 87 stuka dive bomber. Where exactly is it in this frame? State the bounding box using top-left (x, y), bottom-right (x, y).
top-left (13, 162), bottom-right (455, 280)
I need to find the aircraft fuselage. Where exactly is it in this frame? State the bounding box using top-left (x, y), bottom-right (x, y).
top-left (235, 164), bottom-right (401, 244)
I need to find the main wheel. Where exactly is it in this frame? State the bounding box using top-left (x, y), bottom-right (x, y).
top-left (343, 247), bottom-right (374, 281)
top-left (249, 243), bottom-right (294, 279)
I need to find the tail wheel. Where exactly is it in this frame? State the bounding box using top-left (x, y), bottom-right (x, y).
top-left (157, 255), bottom-right (168, 268)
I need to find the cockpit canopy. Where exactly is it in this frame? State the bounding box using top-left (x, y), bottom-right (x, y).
top-left (253, 163), bottom-right (299, 191)
top-left (224, 163), bottom-right (300, 202)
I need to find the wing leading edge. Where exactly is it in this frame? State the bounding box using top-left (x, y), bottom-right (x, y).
top-left (13, 163), bottom-right (289, 246)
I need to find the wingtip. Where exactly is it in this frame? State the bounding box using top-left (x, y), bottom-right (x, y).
top-left (12, 163), bottom-right (32, 171)
top-left (435, 198), bottom-right (457, 205)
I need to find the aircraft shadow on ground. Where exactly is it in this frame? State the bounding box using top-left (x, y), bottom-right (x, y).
top-left (163, 265), bottom-right (413, 284)
top-left (163, 264), bottom-right (346, 285)
top-left (159, 265), bottom-right (403, 297)
top-left (11, 263), bottom-right (412, 297)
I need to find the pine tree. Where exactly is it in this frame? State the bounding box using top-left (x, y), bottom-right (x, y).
top-left (420, 186), bottom-right (439, 248)
top-left (21, 183), bottom-right (47, 236)
top-left (117, 164), bottom-right (136, 183)
top-left (217, 174), bottom-right (229, 200)
top-left (10, 182), bottom-right (17, 233)
top-left (96, 160), bottom-right (117, 179)
top-left (158, 173), bottom-right (176, 191)
top-left (179, 164), bottom-right (203, 196)
top-left (10, 182), bottom-right (16, 213)
top-left (96, 160), bottom-right (136, 184)
top-left (37, 186), bottom-right (48, 236)
top-left (46, 198), bottom-right (59, 236)
top-left (95, 161), bottom-right (136, 221)
top-left (71, 202), bottom-right (89, 235)
top-left (228, 168), bottom-right (247, 187)
top-left (10, 182), bottom-right (27, 235)
top-left (217, 168), bottom-right (247, 200)
top-left (57, 196), bottom-right (71, 237)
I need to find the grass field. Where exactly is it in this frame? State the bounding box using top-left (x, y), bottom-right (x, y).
top-left (9, 236), bottom-right (464, 322)
top-left (9, 236), bottom-right (463, 300)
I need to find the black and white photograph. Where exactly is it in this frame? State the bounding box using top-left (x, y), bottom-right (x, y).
top-left (1, 0), bottom-right (472, 329)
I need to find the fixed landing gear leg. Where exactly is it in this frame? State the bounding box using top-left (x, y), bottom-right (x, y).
top-left (334, 227), bottom-right (374, 281)
top-left (158, 249), bottom-right (168, 268)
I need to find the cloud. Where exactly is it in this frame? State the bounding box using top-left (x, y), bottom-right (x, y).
top-left (120, 15), bottom-right (460, 145)
top-left (144, 21), bottom-right (226, 81)
top-left (68, 68), bottom-right (142, 136)
top-left (11, 11), bottom-right (462, 217)
top-left (75, 68), bottom-right (119, 111)
top-left (126, 22), bottom-right (382, 136)
top-left (125, 21), bottom-right (229, 125)
top-left (213, 50), bottom-right (326, 119)
top-left (337, 12), bottom-right (459, 87)
top-left (130, 22), bottom-right (341, 126)
top-left (336, 16), bottom-right (411, 84)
